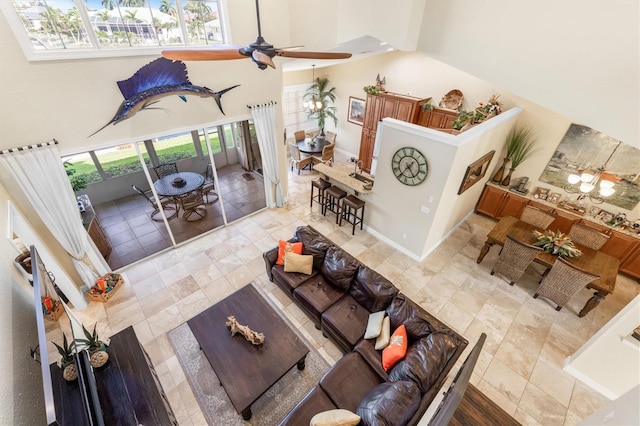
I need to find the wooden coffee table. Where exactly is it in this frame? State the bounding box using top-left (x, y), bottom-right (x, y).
top-left (187, 283), bottom-right (309, 420)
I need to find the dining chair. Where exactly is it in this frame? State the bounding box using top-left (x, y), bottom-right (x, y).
top-left (490, 234), bottom-right (544, 285)
top-left (293, 130), bottom-right (306, 141)
top-left (534, 257), bottom-right (600, 311)
top-left (520, 205), bottom-right (556, 229)
top-left (568, 222), bottom-right (610, 250)
top-left (153, 162), bottom-right (178, 179)
top-left (325, 131), bottom-right (337, 144)
top-left (288, 143), bottom-right (313, 174)
top-left (178, 188), bottom-right (207, 221)
top-left (202, 163), bottom-right (218, 204)
top-left (131, 185), bottom-right (178, 222)
top-left (312, 143), bottom-right (335, 165)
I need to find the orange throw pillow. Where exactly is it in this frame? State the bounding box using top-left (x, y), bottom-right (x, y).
top-left (277, 241), bottom-right (303, 266)
top-left (382, 324), bottom-right (408, 371)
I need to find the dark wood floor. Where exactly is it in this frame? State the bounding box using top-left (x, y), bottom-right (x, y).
top-left (95, 164), bottom-right (266, 270)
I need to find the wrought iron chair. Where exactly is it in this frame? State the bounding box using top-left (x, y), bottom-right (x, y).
top-left (534, 257), bottom-right (600, 311)
top-left (325, 131), bottom-right (337, 144)
top-left (568, 222), bottom-right (610, 250)
top-left (153, 162), bottom-right (178, 179)
top-left (520, 205), bottom-right (556, 229)
top-left (202, 163), bottom-right (218, 204)
top-left (289, 143), bottom-right (313, 174)
top-left (491, 234), bottom-right (543, 285)
top-left (293, 130), bottom-right (306, 141)
top-left (178, 188), bottom-right (207, 221)
top-left (312, 143), bottom-right (335, 165)
top-left (131, 185), bottom-right (178, 222)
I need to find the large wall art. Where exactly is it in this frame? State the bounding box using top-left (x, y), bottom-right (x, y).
top-left (539, 124), bottom-right (640, 210)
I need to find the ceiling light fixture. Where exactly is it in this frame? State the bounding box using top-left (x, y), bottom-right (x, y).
top-left (564, 141), bottom-right (621, 204)
top-left (303, 65), bottom-right (323, 113)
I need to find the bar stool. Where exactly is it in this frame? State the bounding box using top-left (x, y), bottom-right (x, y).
top-left (310, 178), bottom-right (331, 214)
top-left (339, 195), bottom-right (365, 235)
top-left (324, 186), bottom-right (346, 223)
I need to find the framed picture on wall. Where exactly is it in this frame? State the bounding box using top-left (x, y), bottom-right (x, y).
top-left (458, 150), bottom-right (495, 194)
top-left (347, 97), bottom-right (366, 125)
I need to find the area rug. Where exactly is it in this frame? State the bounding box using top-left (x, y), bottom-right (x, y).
top-left (168, 300), bottom-right (330, 425)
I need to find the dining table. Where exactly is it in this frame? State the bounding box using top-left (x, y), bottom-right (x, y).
top-left (476, 215), bottom-right (619, 317)
top-left (154, 171), bottom-right (204, 198)
top-left (296, 138), bottom-right (330, 154)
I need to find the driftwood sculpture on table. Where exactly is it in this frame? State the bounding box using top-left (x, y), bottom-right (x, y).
top-left (225, 316), bottom-right (265, 346)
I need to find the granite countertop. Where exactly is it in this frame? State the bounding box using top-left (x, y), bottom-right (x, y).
top-left (313, 162), bottom-right (374, 195)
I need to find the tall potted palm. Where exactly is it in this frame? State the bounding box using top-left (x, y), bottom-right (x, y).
top-left (304, 76), bottom-right (338, 140)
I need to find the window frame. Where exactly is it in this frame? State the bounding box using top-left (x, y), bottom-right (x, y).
top-left (0, 0), bottom-right (230, 62)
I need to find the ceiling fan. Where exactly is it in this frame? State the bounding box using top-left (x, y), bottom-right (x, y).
top-left (161, 0), bottom-right (352, 70)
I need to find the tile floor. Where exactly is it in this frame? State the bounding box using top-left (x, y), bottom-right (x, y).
top-left (47, 157), bottom-right (639, 425)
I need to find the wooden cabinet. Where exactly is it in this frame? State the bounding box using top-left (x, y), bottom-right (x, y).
top-left (416, 107), bottom-right (458, 130)
top-left (549, 209), bottom-right (580, 234)
top-left (620, 247), bottom-right (640, 278)
top-left (358, 92), bottom-right (429, 172)
top-left (88, 215), bottom-right (112, 260)
top-left (475, 184), bottom-right (528, 219)
top-left (600, 231), bottom-right (638, 261)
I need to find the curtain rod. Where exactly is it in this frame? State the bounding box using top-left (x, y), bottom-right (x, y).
top-left (0, 139), bottom-right (58, 155)
top-left (247, 101), bottom-right (277, 109)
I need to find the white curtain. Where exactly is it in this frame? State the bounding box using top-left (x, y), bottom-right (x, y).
top-left (0, 141), bottom-right (105, 292)
top-left (250, 102), bottom-right (284, 207)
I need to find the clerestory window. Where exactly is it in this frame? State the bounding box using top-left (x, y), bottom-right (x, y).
top-left (1, 0), bottom-right (227, 61)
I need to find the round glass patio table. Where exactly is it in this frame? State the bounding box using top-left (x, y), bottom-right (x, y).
top-left (154, 171), bottom-right (204, 197)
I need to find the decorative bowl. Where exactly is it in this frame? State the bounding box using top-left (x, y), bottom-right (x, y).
top-left (172, 177), bottom-right (186, 188)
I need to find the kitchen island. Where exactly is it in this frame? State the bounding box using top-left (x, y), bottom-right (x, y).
top-left (313, 162), bottom-right (374, 195)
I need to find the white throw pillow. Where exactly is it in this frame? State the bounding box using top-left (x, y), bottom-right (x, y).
top-left (375, 316), bottom-right (391, 350)
top-left (310, 409), bottom-right (361, 426)
top-left (364, 311), bottom-right (386, 339)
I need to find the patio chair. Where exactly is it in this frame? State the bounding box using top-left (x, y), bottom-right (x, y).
top-left (534, 257), bottom-right (600, 311)
top-left (178, 188), bottom-right (207, 221)
top-left (568, 222), bottom-right (610, 250)
top-left (520, 205), bottom-right (556, 229)
top-left (202, 163), bottom-right (218, 204)
top-left (131, 185), bottom-right (178, 222)
top-left (153, 162), bottom-right (178, 179)
top-left (289, 143), bottom-right (313, 174)
top-left (491, 234), bottom-right (543, 285)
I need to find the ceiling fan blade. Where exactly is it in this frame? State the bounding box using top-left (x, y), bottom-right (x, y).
top-left (276, 51), bottom-right (352, 60)
top-left (161, 46), bottom-right (247, 61)
top-left (252, 50), bottom-right (276, 69)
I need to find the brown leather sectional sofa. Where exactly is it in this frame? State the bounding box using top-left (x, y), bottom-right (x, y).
top-left (263, 225), bottom-right (468, 425)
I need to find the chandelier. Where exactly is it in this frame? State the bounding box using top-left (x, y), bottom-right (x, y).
top-left (564, 141), bottom-right (620, 204)
top-left (304, 64), bottom-right (323, 113)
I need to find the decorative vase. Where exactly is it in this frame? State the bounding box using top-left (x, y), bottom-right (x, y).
top-left (89, 349), bottom-right (109, 368)
top-left (492, 157), bottom-right (509, 183)
top-left (62, 363), bottom-right (78, 381)
top-left (501, 168), bottom-right (515, 186)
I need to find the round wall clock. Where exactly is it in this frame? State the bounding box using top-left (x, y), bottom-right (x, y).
top-left (391, 147), bottom-right (428, 186)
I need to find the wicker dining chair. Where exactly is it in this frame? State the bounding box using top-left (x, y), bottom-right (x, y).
top-left (131, 185), bottom-right (178, 222)
top-left (491, 234), bottom-right (544, 285)
top-left (289, 143), bottom-right (313, 174)
top-left (520, 205), bottom-right (556, 229)
top-left (312, 143), bottom-right (335, 165)
top-left (568, 222), bottom-right (610, 250)
top-left (534, 257), bottom-right (600, 311)
top-left (153, 162), bottom-right (178, 179)
top-left (325, 131), bottom-right (337, 144)
top-left (293, 130), bottom-right (306, 141)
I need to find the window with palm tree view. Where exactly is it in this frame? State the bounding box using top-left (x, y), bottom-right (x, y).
top-left (3, 0), bottom-right (225, 59)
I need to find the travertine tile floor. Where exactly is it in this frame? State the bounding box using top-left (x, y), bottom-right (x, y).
top-left (48, 163), bottom-right (639, 425)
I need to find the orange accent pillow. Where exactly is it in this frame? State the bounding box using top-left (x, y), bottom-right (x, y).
top-left (382, 324), bottom-right (408, 371)
top-left (277, 241), bottom-right (303, 266)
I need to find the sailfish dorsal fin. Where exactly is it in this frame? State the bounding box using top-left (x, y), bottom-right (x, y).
top-left (116, 57), bottom-right (191, 99)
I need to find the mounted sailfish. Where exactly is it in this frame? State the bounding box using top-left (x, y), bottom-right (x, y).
top-left (89, 57), bottom-right (239, 137)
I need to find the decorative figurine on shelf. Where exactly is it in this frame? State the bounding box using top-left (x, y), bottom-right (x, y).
top-left (225, 316), bottom-right (265, 346)
top-left (375, 74), bottom-right (386, 92)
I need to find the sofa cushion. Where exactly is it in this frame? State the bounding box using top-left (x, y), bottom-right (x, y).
top-left (388, 331), bottom-right (460, 393)
top-left (271, 264), bottom-right (317, 294)
top-left (310, 409), bottom-right (360, 426)
top-left (382, 325), bottom-right (408, 371)
top-left (354, 339), bottom-right (387, 380)
top-left (375, 316), bottom-right (391, 350)
top-left (386, 294), bottom-right (436, 341)
top-left (293, 275), bottom-right (345, 325)
top-left (363, 311), bottom-right (386, 339)
top-left (321, 246), bottom-right (360, 292)
top-left (321, 295), bottom-right (369, 353)
top-left (356, 381), bottom-right (421, 426)
top-left (295, 226), bottom-right (333, 270)
top-left (278, 385), bottom-right (337, 426)
top-left (284, 251), bottom-right (313, 275)
top-left (350, 266), bottom-right (399, 312)
top-left (277, 240), bottom-right (303, 265)
top-left (319, 352), bottom-right (385, 412)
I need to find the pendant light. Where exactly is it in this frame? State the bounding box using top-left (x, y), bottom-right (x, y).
top-left (304, 65), bottom-right (323, 112)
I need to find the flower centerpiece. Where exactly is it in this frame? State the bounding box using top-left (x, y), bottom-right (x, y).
top-left (532, 230), bottom-right (583, 258)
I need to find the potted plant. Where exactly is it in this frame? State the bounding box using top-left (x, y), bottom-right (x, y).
top-left (75, 324), bottom-right (109, 368)
top-left (500, 125), bottom-right (537, 186)
top-left (52, 333), bottom-right (77, 381)
top-left (304, 76), bottom-right (338, 139)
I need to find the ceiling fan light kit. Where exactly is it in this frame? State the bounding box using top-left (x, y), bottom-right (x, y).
top-left (161, 0), bottom-right (351, 70)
